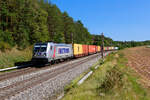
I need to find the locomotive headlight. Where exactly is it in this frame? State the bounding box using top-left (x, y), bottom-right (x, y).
top-left (43, 53), bottom-right (47, 56)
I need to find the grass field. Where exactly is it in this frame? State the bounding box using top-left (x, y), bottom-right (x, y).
top-left (63, 48), bottom-right (150, 100)
top-left (0, 47), bottom-right (32, 69)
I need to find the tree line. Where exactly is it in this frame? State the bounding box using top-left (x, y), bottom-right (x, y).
top-left (0, 0), bottom-right (92, 50)
top-left (0, 0), bottom-right (149, 51)
top-left (113, 40), bottom-right (150, 49)
top-left (92, 34), bottom-right (150, 49)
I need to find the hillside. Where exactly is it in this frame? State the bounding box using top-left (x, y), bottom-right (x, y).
top-left (0, 0), bottom-right (150, 51)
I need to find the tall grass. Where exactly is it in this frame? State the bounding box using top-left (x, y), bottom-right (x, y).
top-left (0, 47), bottom-right (32, 69)
top-left (62, 52), bottom-right (150, 100)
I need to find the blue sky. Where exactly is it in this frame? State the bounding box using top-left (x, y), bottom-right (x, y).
top-left (51, 0), bottom-right (150, 41)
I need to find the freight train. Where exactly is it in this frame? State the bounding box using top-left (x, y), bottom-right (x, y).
top-left (31, 42), bottom-right (118, 64)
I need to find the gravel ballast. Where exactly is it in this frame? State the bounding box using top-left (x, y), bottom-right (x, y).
top-left (0, 52), bottom-right (111, 100)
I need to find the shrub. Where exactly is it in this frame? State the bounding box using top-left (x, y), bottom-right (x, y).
top-left (97, 67), bottom-right (123, 93)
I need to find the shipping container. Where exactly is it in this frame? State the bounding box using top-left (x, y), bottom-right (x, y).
top-left (110, 47), bottom-right (112, 50)
top-left (107, 47), bottom-right (109, 51)
top-left (103, 47), bottom-right (106, 51)
top-left (82, 45), bottom-right (89, 56)
top-left (108, 47), bottom-right (111, 50)
top-left (104, 47), bottom-right (108, 51)
top-left (97, 46), bottom-right (101, 52)
top-left (104, 47), bottom-right (106, 51)
top-left (115, 47), bottom-right (119, 50)
top-left (73, 44), bottom-right (83, 57)
top-left (112, 47), bottom-right (114, 50)
top-left (96, 46), bottom-right (98, 53)
top-left (89, 45), bottom-right (96, 54)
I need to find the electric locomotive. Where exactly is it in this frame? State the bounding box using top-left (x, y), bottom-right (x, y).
top-left (32, 42), bottom-right (73, 63)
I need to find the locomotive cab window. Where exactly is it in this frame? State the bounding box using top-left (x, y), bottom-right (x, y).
top-left (34, 47), bottom-right (47, 52)
top-left (40, 47), bottom-right (47, 52)
top-left (34, 44), bottom-right (47, 52)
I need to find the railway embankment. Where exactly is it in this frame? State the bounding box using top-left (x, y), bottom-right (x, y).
top-left (62, 49), bottom-right (150, 100)
top-left (0, 52), bottom-right (110, 100)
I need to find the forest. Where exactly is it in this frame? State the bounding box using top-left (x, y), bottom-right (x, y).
top-left (0, 0), bottom-right (150, 51)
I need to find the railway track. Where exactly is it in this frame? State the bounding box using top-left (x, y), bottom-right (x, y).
top-left (0, 54), bottom-right (94, 82)
top-left (0, 67), bottom-right (35, 81)
top-left (0, 52), bottom-right (110, 100)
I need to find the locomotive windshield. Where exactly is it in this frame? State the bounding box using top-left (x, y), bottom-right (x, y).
top-left (34, 43), bottom-right (47, 52)
top-left (34, 47), bottom-right (47, 52)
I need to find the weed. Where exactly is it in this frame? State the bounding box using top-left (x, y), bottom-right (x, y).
top-left (97, 66), bottom-right (123, 93)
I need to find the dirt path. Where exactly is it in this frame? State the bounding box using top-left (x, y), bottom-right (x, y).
top-left (123, 46), bottom-right (150, 87)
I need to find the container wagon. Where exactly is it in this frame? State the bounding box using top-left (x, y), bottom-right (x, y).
top-left (73, 44), bottom-right (83, 58)
top-left (107, 47), bottom-right (109, 51)
top-left (111, 47), bottom-right (114, 50)
top-left (95, 46), bottom-right (98, 53)
top-left (88, 45), bottom-right (96, 54)
top-left (97, 46), bottom-right (101, 52)
top-left (82, 45), bottom-right (89, 56)
top-left (104, 47), bottom-right (107, 51)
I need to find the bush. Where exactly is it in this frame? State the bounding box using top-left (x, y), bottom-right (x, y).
top-left (97, 67), bottom-right (123, 93)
